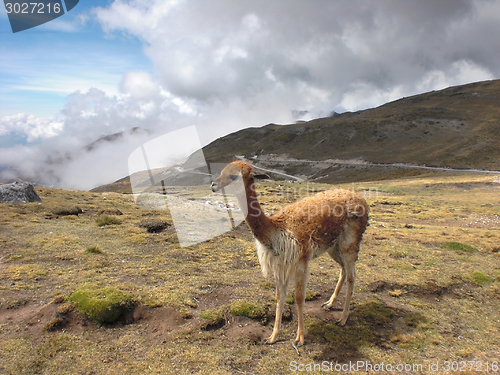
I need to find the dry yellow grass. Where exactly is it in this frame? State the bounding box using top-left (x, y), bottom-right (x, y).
top-left (0, 173), bottom-right (499, 374)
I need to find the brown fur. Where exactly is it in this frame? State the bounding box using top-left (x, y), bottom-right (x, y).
top-left (211, 161), bottom-right (369, 345)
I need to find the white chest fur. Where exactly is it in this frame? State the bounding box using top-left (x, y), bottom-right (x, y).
top-left (255, 230), bottom-right (300, 283)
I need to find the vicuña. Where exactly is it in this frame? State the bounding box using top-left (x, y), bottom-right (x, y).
top-left (211, 161), bottom-right (369, 346)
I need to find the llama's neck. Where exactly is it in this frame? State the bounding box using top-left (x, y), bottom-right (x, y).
top-left (239, 180), bottom-right (274, 242)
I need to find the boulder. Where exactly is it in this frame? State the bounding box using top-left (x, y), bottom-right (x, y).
top-left (0, 181), bottom-right (42, 203)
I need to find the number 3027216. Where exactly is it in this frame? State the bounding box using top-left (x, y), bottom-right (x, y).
top-left (5, 2), bottom-right (62, 14)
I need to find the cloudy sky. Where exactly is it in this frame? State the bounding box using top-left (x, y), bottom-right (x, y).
top-left (1, 0), bottom-right (499, 189)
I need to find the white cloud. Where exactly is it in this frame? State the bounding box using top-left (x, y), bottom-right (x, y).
top-left (120, 70), bottom-right (160, 100)
top-left (452, 60), bottom-right (494, 85)
top-left (94, 0), bottom-right (180, 38)
top-left (93, 0), bottom-right (500, 114)
top-left (340, 83), bottom-right (405, 113)
top-left (39, 11), bottom-right (89, 32)
top-left (0, 113), bottom-right (64, 142)
top-left (417, 60), bottom-right (494, 93)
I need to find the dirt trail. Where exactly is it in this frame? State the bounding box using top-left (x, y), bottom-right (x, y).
top-left (239, 155), bottom-right (500, 181)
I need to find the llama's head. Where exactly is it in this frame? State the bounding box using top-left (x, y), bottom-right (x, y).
top-left (211, 161), bottom-right (269, 192)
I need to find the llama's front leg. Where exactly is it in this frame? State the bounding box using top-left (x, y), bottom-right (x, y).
top-left (294, 259), bottom-right (309, 346)
top-left (265, 281), bottom-right (287, 344)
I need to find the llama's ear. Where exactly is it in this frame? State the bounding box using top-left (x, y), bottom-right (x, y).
top-left (252, 172), bottom-right (270, 180)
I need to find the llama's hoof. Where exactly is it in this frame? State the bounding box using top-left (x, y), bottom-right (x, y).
top-left (264, 336), bottom-right (277, 345)
top-left (294, 337), bottom-right (305, 347)
top-left (337, 318), bottom-right (347, 326)
top-left (321, 302), bottom-right (333, 310)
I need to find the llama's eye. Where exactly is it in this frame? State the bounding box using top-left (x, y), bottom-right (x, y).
top-left (229, 174), bottom-right (239, 181)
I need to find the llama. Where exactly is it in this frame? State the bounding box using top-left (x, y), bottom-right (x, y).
top-left (211, 161), bottom-right (369, 346)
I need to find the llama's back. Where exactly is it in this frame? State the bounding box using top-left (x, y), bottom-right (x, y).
top-left (270, 189), bottom-right (369, 249)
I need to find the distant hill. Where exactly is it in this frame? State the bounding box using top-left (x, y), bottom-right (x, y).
top-left (94, 80), bottom-right (500, 191)
top-left (203, 80), bottom-right (500, 170)
top-left (85, 127), bottom-right (153, 152)
top-left (0, 127), bottom-right (154, 187)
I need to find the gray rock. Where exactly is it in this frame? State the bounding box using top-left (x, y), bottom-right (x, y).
top-left (0, 181), bottom-right (42, 203)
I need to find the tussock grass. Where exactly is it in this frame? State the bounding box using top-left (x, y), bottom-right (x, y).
top-left (467, 271), bottom-right (494, 286)
top-left (305, 289), bottom-right (321, 301)
top-left (51, 206), bottom-right (83, 216)
top-left (5, 264), bottom-right (46, 281)
top-left (283, 289), bottom-right (321, 304)
top-left (44, 317), bottom-right (64, 332)
top-left (200, 307), bottom-right (225, 329)
top-left (68, 284), bottom-right (135, 324)
top-left (85, 245), bottom-right (102, 254)
top-left (441, 241), bottom-right (478, 253)
top-left (229, 300), bottom-right (266, 320)
top-left (97, 208), bottom-right (122, 216)
top-left (95, 215), bottom-right (121, 226)
top-left (138, 219), bottom-right (171, 233)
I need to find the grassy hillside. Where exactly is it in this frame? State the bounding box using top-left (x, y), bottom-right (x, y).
top-left (1, 173), bottom-right (499, 374)
top-left (91, 80), bottom-right (500, 193)
top-left (203, 80), bottom-right (500, 171)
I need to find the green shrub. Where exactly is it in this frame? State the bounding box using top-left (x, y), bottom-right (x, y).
top-left (229, 300), bottom-right (266, 320)
top-left (440, 241), bottom-right (478, 253)
top-left (95, 215), bottom-right (122, 227)
top-left (68, 284), bottom-right (135, 324)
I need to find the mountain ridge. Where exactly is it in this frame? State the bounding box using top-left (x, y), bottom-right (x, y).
top-left (202, 79), bottom-right (500, 172)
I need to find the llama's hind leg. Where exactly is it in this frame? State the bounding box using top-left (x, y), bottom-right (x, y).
top-left (338, 253), bottom-right (357, 326)
top-left (322, 242), bottom-right (346, 310)
top-left (336, 219), bottom-right (361, 325)
top-left (322, 267), bottom-right (345, 310)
